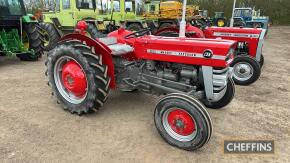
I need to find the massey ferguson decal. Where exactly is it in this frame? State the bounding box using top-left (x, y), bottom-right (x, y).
top-left (147, 49), bottom-right (225, 60)
top-left (203, 50), bottom-right (213, 58)
top-left (213, 32), bottom-right (260, 38)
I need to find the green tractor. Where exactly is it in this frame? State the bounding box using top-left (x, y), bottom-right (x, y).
top-left (0, 0), bottom-right (44, 61)
top-left (39, 0), bottom-right (146, 51)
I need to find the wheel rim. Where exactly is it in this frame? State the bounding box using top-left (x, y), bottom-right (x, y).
top-left (54, 56), bottom-right (88, 104)
top-left (22, 31), bottom-right (30, 49)
top-left (218, 20), bottom-right (225, 27)
top-left (162, 108), bottom-right (197, 142)
top-left (233, 62), bottom-right (254, 81)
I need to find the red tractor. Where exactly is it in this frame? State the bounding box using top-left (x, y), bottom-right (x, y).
top-left (45, 21), bottom-right (236, 151)
top-left (155, 24), bottom-right (267, 85)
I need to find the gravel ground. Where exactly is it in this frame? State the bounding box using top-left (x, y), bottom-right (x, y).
top-left (0, 26), bottom-right (289, 163)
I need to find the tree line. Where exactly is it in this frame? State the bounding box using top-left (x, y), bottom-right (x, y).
top-left (24, 0), bottom-right (290, 25)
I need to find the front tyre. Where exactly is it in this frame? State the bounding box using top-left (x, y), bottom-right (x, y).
top-left (259, 54), bottom-right (264, 67)
top-left (154, 93), bottom-right (212, 151)
top-left (231, 56), bottom-right (261, 85)
top-left (46, 40), bottom-right (110, 115)
top-left (203, 78), bottom-right (235, 109)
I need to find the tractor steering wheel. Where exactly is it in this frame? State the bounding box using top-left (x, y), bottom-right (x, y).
top-left (124, 28), bottom-right (151, 39)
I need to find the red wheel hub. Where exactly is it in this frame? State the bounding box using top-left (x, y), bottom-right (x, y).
top-left (167, 109), bottom-right (196, 136)
top-left (61, 60), bottom-right (87, 97)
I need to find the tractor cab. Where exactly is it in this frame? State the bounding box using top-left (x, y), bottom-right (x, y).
top-left (233, 8), bottom-right (269, 29)
top-left (0, 0), bottom-right (26, 27)
top-left (234, 8), bottom-right (253, 21)
top-left (0, 0), bottom-right (43, 60)
top-left (213, 12), bottom-right (227, 27)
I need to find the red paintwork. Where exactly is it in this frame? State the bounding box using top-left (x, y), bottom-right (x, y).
top-left (61, 60), bottom-right (87, 97)
top-left (75, 21), bottom-right (88, 35)
top-left (155, 25), bottom-right (263, 58)
top-left (131, 35), bottom-right (234, 67)
top-left (204, 27), bottom-right (262, 58)
top-left (167, 109), bottom-right (196, 136)
top-left (59, 28), bottom-right (236, 89)
top-left (60, 34), bottom-right (116, 88)
top-left (107, 28), bottom-right (133, 43)
top-left (108, 29), bottom-right (235, 68)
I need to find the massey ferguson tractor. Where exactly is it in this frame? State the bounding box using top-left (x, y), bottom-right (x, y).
top-left (155, 24), bottom-right (266, 85)
top-left (45, 6), bottom-right (237, 150)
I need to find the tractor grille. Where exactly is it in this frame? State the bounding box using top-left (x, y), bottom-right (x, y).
top-left (212, 67), bottom-right (232, 93)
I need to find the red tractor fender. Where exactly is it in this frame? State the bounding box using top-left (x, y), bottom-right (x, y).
top-left (60, 34), bottom-right (116, 89)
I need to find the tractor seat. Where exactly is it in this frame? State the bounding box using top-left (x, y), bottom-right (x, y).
top-left (99, 37), bottom-right (134, 56)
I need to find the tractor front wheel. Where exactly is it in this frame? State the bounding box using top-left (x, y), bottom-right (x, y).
top-left (154, 93), bottom-right (212, 151)
top-left (203, 78), bottom-right (235, 109)
top-left (231, 56), bottom-right (261, 85)
top-left (17, 23), bottom-right (44, 61)
top-left (39, 23), bottom-right (61, 51)
top-left (259, 54), bottom-right (264, 67)
top-left (46, 40), bottom-right (110, 115)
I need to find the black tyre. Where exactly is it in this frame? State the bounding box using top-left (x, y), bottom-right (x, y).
top-left (259, 54), bottom-right (264, 67)
top-left (231, 56), bottom-right (261, 85)
top-left (46, 40), bottom-right (110, 115)
top-left (203, 78), bottom-right (235, 109)
top-left (39, 23), bottom-right (61, 51)
top-left (154, 93), bottom-right (212, 151)
top-left (126, 23), bottom-right (142, 31)
top-left (17, 23), bottom-right (44, 61)
top-left (159, 23), bottom-right (173, 30)
top-left (86, 23), bottom-right (106, 39)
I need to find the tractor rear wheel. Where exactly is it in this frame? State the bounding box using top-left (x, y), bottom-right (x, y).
top-left (127, 23), bottom-right (142, 31)
top-left (203, 78), bottom-right (235, 109)
top-left (154, 93), bottom-right (212, 151)
top-left (46, 40), bottom-right (110, 115)
top-left (231, 56), bottom-right (261, 85)
top-left (86, 23), bottom-right (106, 39)
top-left (17, 23), bottom-right (44, 61)
top-left (39, 23), bottom-right (61, 51)
top-left (159, 23), bottom-right (173, 30)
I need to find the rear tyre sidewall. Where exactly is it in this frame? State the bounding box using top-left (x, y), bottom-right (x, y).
top-left (46, 42), bottom-right (109, 114)
top-left (127, 23), bottom-right (142, 31)
top-left (231, 56), bottom-right (261, 85)
top-left (86, 23), bottom-right (107, 39)
top-left (18, 23), bottom-right (44, 61)
top-left (154, 94), bottom-right (212, 151)
top-left (39, 23), bottom-right (60, 51)
top-left (48, 46), bottom-right (96, 113)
